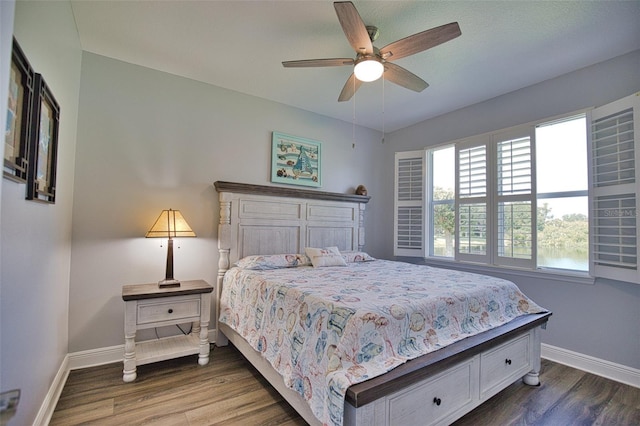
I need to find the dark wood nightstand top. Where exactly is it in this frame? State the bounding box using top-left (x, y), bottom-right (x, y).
top-left (122, 279), bottom-right (213, 301)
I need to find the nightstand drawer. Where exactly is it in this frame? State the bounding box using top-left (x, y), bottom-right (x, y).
top-left (137, 296), bottom-right (201, 325)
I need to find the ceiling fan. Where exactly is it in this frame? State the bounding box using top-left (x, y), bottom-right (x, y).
top-left (282, 1), bottom-right (461, 102)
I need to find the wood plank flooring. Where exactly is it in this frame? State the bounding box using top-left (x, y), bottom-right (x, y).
top-left (50, 344), bottom-right (639, 425)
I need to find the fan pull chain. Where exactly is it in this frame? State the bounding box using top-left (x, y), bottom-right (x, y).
top-left (352, 75), bottom-right (356, 149)
top-left (382, 72), bottom-right (385, 143)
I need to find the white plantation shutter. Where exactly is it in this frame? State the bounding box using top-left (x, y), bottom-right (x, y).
top-left (497, 137), bottom-right (532, 196)
top-left (495, 133), bottom-right (534, 268)
top-left (455, 131), bottom-right (534, 267)
top-left (394, 150), bottom-right (426, 257)
top-left (589, 93), bottom-right (640, 284)
top-left (459, 146), bottom-right (487, 198)
top-left (457, 142), bottom-right (489, 263)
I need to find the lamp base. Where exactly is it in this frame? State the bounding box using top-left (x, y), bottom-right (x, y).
top-left (158, 279), bottom-right (180, 288)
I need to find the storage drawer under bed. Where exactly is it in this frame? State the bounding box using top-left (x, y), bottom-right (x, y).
top-left (387, 357), bottom-right (479, 426)
top-left (480, 333), bottom-right (531, 399)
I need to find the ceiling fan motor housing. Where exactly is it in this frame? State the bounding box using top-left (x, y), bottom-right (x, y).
top-left (366, 25), bottom-right (380, 42)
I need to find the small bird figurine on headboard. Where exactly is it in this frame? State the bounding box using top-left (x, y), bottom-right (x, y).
top-left (355, 185), bottom-right (368, 196)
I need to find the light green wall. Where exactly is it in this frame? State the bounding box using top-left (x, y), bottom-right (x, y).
top-left (68, 52), bottom-right (385, 352)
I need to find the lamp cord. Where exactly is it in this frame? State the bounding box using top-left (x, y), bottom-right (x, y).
top-left (154, 323), bottom-right (192, 340)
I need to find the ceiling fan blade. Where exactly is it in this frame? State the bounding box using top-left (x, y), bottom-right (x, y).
top-left (282, 58), bottom-right (354, 68)
top-left (379, 22), bottom-right (461, 61)
top-left (334, 1), bottom-right (373, 55)
top-left (338, 73), bottom-right (363, 102)
top-left (384, 62), bottom-right (429, 92)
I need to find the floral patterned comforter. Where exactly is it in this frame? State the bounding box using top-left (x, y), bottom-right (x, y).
top-left (219, 260), bottom-right (546, 426)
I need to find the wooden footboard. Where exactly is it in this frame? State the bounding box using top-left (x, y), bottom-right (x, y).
top-left (218, 312), bottom-right (551, 426)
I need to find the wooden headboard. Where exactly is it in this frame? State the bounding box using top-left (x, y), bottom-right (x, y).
top-left (214, 181), bottom-right (370, 343)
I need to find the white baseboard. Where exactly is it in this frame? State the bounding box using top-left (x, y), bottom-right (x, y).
top-left (63, 338), bottom-right (638, 389)
top-left (66, 329), bottom-right (218, 370)
top-left (68, 344), bottom-right (124, 370)
top-left (33, 354), bottom-right (69, 426)
top-left (38, 337), bottom-right (637, 426)
top-left (542, 343), bottom-right (640, 388)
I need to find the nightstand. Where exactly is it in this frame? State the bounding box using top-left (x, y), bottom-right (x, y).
top-left (121, 279), bottom-right (213, 382)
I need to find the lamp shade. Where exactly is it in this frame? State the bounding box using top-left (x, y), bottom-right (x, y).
top-left (354, 59), bottom-right (384, 82)
top-left (145, 209), bottom-right (196, 239)
top-left (145, 209), bottom-right (195, 287)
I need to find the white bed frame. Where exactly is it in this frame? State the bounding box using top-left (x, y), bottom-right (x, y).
top-left (214, 181), bottom-right (551, 426)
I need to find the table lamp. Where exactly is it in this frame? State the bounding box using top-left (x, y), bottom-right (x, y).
top-left (145, 209), bottom-right (196, 287)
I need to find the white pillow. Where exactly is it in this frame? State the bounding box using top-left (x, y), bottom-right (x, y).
top-left (341, 251), bottom-right (376, 263)
top-left (304, 246), bottom-right (347, 267)
top-left (235, 253), bottom-right (311, 270)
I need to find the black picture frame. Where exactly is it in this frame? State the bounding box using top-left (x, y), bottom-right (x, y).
top-left (4, 37), bottom-right (34, 183)
top-left (26, 73), bottom-right (60, 204)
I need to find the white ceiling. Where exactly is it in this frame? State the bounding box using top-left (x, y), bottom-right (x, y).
top-left (70, 1), bottom-right (640, 133)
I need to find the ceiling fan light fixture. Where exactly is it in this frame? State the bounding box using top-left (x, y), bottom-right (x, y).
top-left (354, 59), bottom-right (383, 82)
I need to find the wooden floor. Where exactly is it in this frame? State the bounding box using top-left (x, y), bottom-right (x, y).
top-left (51, 344), bottom-right (639, 426)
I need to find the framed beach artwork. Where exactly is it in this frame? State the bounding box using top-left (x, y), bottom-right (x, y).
top-left (27, 74), bottom-right (60, 204)
top-left (4, 38), bottom-right (34, 183)
top-left (271, 131), bottom-right (321, 188)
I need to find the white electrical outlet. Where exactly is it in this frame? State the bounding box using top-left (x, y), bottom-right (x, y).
top-left (0, 389), bottom-right (20, 425)
top-left (0, 389), bottom-right (20, 412)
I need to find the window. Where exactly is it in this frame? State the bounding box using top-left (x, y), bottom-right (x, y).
top-left (430, 146), bottom-right (455, 257)
top-left (394, 93), bottom-right (639, 283)
top-left (536, 116), bottom-right (588, 271)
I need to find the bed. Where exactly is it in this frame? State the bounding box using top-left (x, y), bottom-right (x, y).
top-left (214, 181), bottom-right (551, 426)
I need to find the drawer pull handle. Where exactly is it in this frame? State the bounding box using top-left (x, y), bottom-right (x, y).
top-left (433, 397), bottom-right (442, 406)
top-left (168, 309), bottom-right (174, 314)
top-left (505, 358), bottom-right (512, 365)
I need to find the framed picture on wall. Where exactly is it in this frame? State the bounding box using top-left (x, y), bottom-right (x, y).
top-left (4, 38), bottom-right (34, 183)
top-left (27, 73), bottom-right (60, 204)
top-left (271, 131), bottom-right (321, 188)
